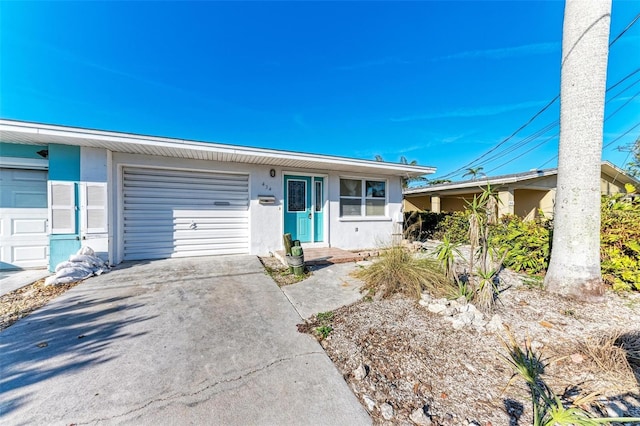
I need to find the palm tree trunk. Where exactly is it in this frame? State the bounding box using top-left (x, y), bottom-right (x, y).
top-left (544, 0), bottom-right (611, 301)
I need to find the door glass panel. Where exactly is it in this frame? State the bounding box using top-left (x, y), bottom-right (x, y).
top-left (315, 181), bottom-right (322, 212)
top-left (287, 180), bottom-right (306, 212)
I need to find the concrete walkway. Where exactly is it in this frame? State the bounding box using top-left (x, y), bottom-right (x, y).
top-left (0, 256), bottom-right (370, 425)
top-left (0, 269), bottom-right (50, 297)
top-left (283, 262), bottom-right (367, 319)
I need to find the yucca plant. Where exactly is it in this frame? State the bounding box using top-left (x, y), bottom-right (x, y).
top-left (433, 234), bottom-right (462, 282)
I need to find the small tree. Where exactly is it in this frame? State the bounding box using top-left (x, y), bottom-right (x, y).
top-left (625, 136), bottom-right (640, 179)
top-left (462, 167), bottom-right (485, 180)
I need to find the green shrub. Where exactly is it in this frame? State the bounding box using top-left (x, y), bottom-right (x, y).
top-left (403, 211), bottom-right (451, 241)
top-left (432, 210), bottom-right (470, 243)
top-left (601, 195), bottom-right (640, 292)
top-left (355, 246), bottom-right (452, 299)
top-left (490, 215), bottom-right (552, 275)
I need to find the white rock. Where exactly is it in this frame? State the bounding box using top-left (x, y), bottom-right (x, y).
top-left (486, 314), bottom-right (503, 332)
top-left (353, 363), bottom-right (367, 381)
top-left (473, 320), bottom-right (488, 331)
top-left (464, 363), bottom-right (477, 373)
top-left (380, 403), bottom-right (394, 420)
top-left (427, 303), bottom-right (447, 314)
top-left (363, 395), bottom-right (376, 411)
top-left (452, 318), bottom-right (466, 330)
top-left (443, 307), bottom-right (458, 316)
top-left (531, 340), bottom-right (544, 351)
top-left (409, 407), bottom-right (432, 425)
top-left (459, 311), bottom-right (475, 325)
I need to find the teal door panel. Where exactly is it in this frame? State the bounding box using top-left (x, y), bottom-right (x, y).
top-left (313, 178), bottom-right (324, 242)
top-left (49, 235), bottom-right (81, 272)
top-left (284, 175), bottom-right (312, 242)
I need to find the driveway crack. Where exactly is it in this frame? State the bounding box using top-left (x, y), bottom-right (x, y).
top-left (80, 350), bottom-right (324, 424)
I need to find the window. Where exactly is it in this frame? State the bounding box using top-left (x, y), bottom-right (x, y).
top-left (340, 178), bottom-right (386, 217)
top-left (314, 181), bottom-right (323, 212)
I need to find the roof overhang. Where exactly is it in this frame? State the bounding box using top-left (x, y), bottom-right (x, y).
top-left (404, 168), bottom-right (558, 196)
top-left (404, 161), bottom-right (640, 197)
top-left (0, 119), bottom-right (436, 178)
top-left (601, 161), bottom-right (640, 187)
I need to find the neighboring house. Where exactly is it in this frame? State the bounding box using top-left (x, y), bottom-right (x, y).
top-left (0, 119), bottom-right (435, 271)
top-left (403, 162), bottom-right (639, 220)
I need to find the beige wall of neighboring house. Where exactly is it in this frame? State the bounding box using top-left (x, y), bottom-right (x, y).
top-left (403, 162), bottom-right (638, 221)
top-left (600, 172), bottom-right (627, 195)
top-left (513, 189), bottom-right (554, 220)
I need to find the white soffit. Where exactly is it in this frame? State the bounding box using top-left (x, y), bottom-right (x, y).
top-left (0, 120), bottom-right (436, 178)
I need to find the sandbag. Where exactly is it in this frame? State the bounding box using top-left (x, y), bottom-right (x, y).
top-left (45, 246), bottom-right (110, 286)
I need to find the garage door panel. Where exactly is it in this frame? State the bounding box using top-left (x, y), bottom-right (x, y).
top-left (124, 231), bottom-right (248, 244)
top-left (0, 168), bottom-right (48, 270)
top-left (123, 218), bottom-right (248, 229)
top-left (124, 178), bottom-right (248, 190)
top-left (122, 167), bottom-right (250, 261)
top-left (12, 217), bottom-right (48, 235)
top-left (123, 199), bottom-right (248, 208)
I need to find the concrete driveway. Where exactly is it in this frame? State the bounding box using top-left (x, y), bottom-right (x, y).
top-left (0, 256), bottom-right (370, 425)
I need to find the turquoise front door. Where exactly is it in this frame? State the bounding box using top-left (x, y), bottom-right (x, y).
top-left (284, 175), bottom-right (324, 243)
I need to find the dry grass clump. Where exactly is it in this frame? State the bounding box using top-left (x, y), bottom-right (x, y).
top-left (579, 330), bottom-right (640, 388)
top-left (355, 246), bottom-right (452, 299)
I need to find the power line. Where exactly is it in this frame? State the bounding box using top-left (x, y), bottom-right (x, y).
top-left (434, 96), bottom-right (559, 180)
top-left (538, 120), bottom-right (640, 169)
top-left (603, 121), bottom-right (640, 150)
top-left (605, 89), bottom-right (640, 121)
top-left (440, 67), bottom-right (640, 179)
top-left (435, 12), bottom-right (640, 180)
top-left (609, 12), bottom-right (640, 46)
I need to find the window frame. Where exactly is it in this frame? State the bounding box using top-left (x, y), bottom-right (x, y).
top-left (339, 177), bottom-right (389, 219)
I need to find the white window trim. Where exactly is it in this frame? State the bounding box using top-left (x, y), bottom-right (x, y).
top-left (339, 177), bottom-right (389, 219)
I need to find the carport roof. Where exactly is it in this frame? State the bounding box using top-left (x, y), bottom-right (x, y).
top-left (0, 119), bottom-right (435, 178)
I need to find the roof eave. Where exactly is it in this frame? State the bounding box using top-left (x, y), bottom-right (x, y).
top-left (0, 120), bottom-right (436, 178)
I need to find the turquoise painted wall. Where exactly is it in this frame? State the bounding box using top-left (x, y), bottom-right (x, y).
top-left (0, 142), bottom-right (46, 159)
top-left (47, 144), bottom-right (81, 271)
top-left (48, 144), bottom-right (80, 181)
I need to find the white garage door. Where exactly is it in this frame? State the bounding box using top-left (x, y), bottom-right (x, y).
top-left (0, 168), bottom-right (49, 270)
top-left (122, 167), bottom-right (250, 261)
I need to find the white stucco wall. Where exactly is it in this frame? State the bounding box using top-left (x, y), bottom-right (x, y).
top-left (327, 174), bottom-right (402, 250)
top-left (98, 151), bottom-right (404, 263)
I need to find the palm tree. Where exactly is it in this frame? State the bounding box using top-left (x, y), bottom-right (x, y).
top-left (544, 0), bottom-right (611, 301)
top-left (462, 167), bottom-right (485, 180)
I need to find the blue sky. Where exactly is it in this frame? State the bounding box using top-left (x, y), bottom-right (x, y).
top-left (1, 1), bottom-right (638, 181)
